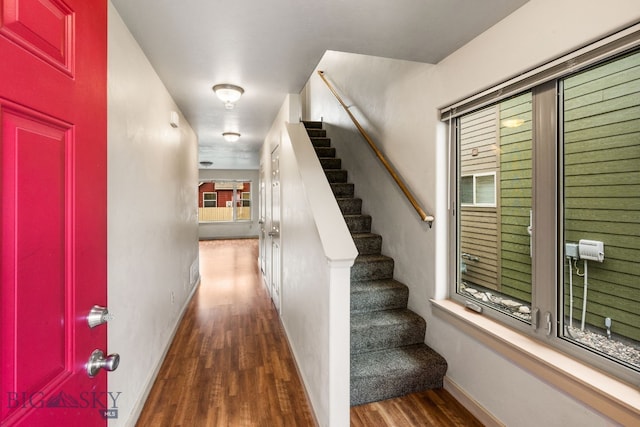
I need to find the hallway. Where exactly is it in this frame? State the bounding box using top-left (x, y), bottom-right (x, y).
top-left (136, 239), bottom-right (316, 426)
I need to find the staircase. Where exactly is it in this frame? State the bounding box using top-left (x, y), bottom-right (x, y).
top-left (302, 121), bottom-right (448, 406)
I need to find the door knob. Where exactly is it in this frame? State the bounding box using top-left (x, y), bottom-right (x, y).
top-left (87, 305), bottom-right (113, 328)
top-left (87, 349), bottom-right (120, 377)
top-left (268, 226), bottom-right (280, 237)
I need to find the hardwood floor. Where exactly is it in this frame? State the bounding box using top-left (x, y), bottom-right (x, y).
top-left (136, 239), bottom-right (315, 427)
top-left (136, 239), bottom-right (483, 427)
top-left (351, 390), bottom-right (484, 427)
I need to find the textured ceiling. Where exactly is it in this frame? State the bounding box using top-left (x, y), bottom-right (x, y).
top-left (110, 0), bottom-right (529, 169)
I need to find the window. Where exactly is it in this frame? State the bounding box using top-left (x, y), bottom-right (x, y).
top-left (198, 180), bottom-right (252, 222)
top-left (241, 192), bottom-right (251, 207)
top-left (237, 192), bottom-right (251, 220)
top-left (457, 92), bottom-right (533, 317)
top-left (203, 192), bottom-right (217, 207)
top-left (446, 37), bottom-right (640, 383)
top-left (460, 173), bottom-right (496, 206)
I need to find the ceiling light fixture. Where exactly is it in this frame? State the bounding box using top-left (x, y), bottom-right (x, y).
top-left (212, 84), bottom-right (244, 109)
top-left (501, 118), bottom-right (525, 128)
top-left (222, 132), bottom-right (241, 143)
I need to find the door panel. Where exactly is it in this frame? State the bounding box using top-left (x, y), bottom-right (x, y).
top-left (0, 0), bottom-right (74, 74)
top-left (3, 104), bottom-right (71, 397)
top-left (0, 0), bottom-right (108, 425)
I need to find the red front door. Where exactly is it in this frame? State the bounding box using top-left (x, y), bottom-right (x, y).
top-left (0, 0), bottom-right (108, 425)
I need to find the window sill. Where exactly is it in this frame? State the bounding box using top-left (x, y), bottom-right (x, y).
top-left (198, 220), bottom-right (253, 224)
top-left (430, 299), bottom-right (640, 426)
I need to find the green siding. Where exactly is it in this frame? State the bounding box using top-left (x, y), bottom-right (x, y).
top-left (500, 92), bottom-right (533, 302)
top-left (562, 50), bottom-right (640, 341)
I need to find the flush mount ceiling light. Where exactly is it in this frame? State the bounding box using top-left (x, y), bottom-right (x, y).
top-left (212, 84), bottom-right (244, 109)
top-left (501, 118), bottom-right (525, 128)
top-left (222, 132), bottom-right (241, 143)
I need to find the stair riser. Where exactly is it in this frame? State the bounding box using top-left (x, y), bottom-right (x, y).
top-left (353, 235), bottom-right (382, 255)
top-left (314, 147), bottom-right (336, 158)
top-left (350, 345), bottom-right (448, 406)
top-left (320, 158), bottom-right (341, 169)
top-left (310, 137), bottom-right (331, 147)
top-left (351, 287), bottom-right (408, 313)
top-left (306, 129), bottom-right (326, 137)
top-left (351, 259), bottom-right (394, 281)
top-left (351, 291), bottom-right (408, 314)
top-left (337, 198), bottom-right (362, 215)
top-left (345, 216), bottom-right (371, 233)
top-left (351, 319), bottom-right (426, 354)
top-left (351, 371), bottom-right (445, 406)
top-left (325, 170), bottom-right (347, 183)
top-left (331, 183), bottom-right (354, 197)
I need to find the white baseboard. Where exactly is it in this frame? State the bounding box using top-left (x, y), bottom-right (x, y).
top-left (123, 277), bottom-right (201, 427)
top-left (444, 376), bottom-right (505, 427)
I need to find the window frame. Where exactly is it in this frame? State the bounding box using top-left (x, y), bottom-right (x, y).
top-left (202, 191), bottom-right (217, 208)
top-left (444, 25), bottom-right (640, 386)
top-left (460, 172), bottom-right (497, 207)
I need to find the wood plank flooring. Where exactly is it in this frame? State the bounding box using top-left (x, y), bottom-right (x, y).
top-left (351, 389), bottom-right (484, 427)
top-left (135, 239), bottom-right (483, 427)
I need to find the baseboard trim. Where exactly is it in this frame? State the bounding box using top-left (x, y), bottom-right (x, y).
top-left (443, 376), bottom-right (505, 427)
top-left (123, 277), bottom-right (201, 427)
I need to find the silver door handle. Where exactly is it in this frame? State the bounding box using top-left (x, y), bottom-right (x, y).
top-left (268, 231), bottom-right (279, 237)
top-left (87, 305), bottom-right (113, 328)
top-left (87, 349), bottom-right (120, 377)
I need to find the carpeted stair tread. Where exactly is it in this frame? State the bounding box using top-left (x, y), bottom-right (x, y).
top-left (351, 233), bottom-right (382, 255)
top-left (351, 309), bottom-right (426, 353)
top-left (351, 279), bottom-right (408, 313)
top-left (350, 344), bottom-right (448, 406)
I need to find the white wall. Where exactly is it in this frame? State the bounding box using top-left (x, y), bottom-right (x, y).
top-left (303, 1), bottom-right (640, 426)
top-left (198, 169), bottom-right (260, 240)
top-left (303, 52), bottom-right (437, 308)
top-left (107, 3), bottom-right (199, 426)
top-left (260, 96), bottom-right (356, 426)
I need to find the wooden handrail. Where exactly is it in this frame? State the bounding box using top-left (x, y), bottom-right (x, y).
top-left (317, 70), bottom-right (434, 227)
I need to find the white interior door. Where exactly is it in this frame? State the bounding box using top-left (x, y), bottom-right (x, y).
top-left (269, 146), bottom-right (281, 312)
